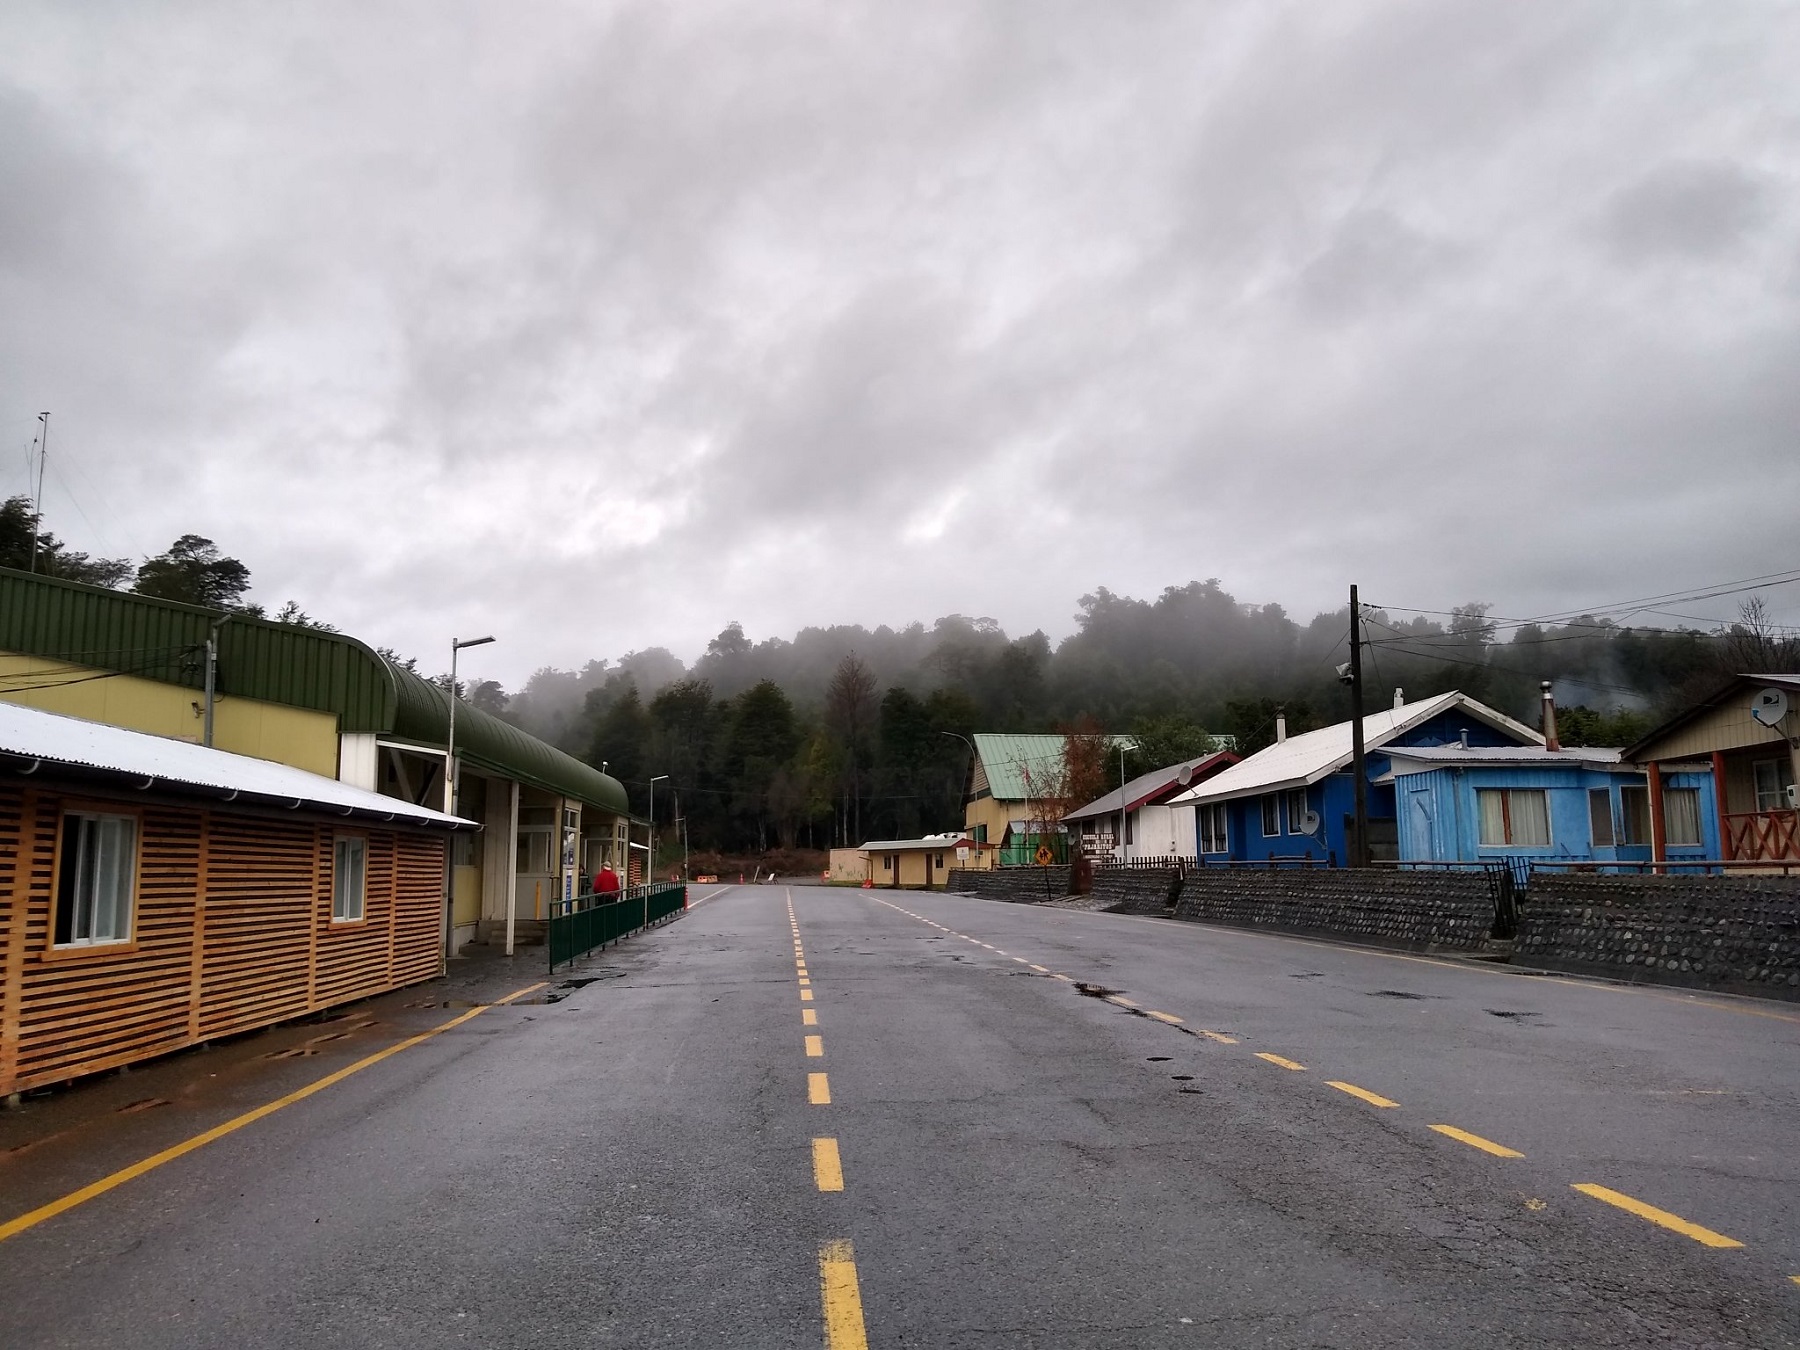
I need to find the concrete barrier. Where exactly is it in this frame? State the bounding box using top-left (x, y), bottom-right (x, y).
top-left (1516, 872), bottom-right (1800, 1000)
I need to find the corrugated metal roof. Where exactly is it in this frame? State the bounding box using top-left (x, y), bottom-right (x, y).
top-left (0, 567), bottom-right (628, 813)
top-left (1387, 745), bottom-right (1623, 768)
top-left (1166, 693), bottom-right (1543, 805)
top-left (1064, 751), bottom-right (1237, 821)
top-left (0, 701), bottom-right (471, 827)
top-left (860, 836), bottom-right (975, 851)
top-left (971, 732), bottom-right (1135, 802)
top-left (0, 565), bottom-right (398, 731)
top-left (390, 666), bottom-right (628, 815)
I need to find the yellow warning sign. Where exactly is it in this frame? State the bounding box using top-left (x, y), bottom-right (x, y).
top-left (1034, 844), bottom-right (1053, 866)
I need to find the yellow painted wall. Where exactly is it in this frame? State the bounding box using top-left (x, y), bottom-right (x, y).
top-left (1642, 698), bottom-right (1792, 760)
top-left (871, 847), bottom-right (957, 888)
top-left (452, 865), bottom-right (482, 925)
top-left (963, 795), bottom-right (1017, 845)
top-left (0, 652), bottom-right (341, 778)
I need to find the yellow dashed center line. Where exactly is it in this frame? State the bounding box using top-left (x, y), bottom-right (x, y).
top-left (1199, 1030), bottom-right (1237, 1044)
top-left (801, 989), bottom-right (814, 1002)
top-left (812, 1137), bottom-right (844, 1192)
top-left (820, 1239), bottom-right (869, 1349)
top-left (799, 978), bottom-right (811, 987)
top-left (1029, 964), bottom-right (1049, 973)
top-left (1327, 1080), bottom-right (1399, 1109)
top-left (809, 1072), bottom-right (831, 1105)
top-left (1104, 994), bottom-right (1139, 1009)
top-left (1256, 1052), bottom-right (1307, 1071)
top-left (1572, 1183), bottom-right (1744, 1248)
top-left (1430, 1124), bottom-right (1523, 1158)
top-left (802, 1008), bottom-right (818, 1026)
top-left (805, 1034), bottom-right (824, 1058)
top-left (1146, 1010), bottom-right (1184, 1025)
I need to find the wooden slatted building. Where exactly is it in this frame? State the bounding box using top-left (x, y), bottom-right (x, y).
top-left (0, 701), bottom-right (474, 1099)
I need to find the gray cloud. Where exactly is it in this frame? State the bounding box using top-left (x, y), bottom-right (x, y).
top-left (1, 0), bottom-right (1796, 684)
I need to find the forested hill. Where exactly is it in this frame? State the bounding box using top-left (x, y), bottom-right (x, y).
top-left (496, 579), bottom-right (1793, 850)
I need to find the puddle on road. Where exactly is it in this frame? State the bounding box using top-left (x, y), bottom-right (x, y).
top-left (1074, 982), bottom-right (1121, 998)
top-left (1146, 1056), bottom-right (1171, 1062)
top-left (1486, 1009), bottom-right (1543, 1021)
top-left (1367, 989), bottom-right (1435, 1000)
top-left (1289, 972), bottom-right (1325, 980)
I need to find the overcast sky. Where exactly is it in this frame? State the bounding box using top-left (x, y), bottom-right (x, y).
top-left (3, 2), bottom-right (1796, 685)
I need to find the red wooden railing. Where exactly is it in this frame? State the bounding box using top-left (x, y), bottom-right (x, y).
top-left (1724, 810), bottom-right (1800, 862)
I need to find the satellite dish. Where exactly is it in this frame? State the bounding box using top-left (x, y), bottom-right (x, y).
top-left (1751, 688), bottom-right (1790, 728)
top-left (1176, 765), bottom-right (1194, 786)
top-left (1298, 809), bottom-right (1322, 835)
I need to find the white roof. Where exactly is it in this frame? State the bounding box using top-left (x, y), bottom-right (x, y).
top-left (0, 701), bottom-right (473, 828)
top-left (1386, 745), bottom-right (1623, 769)
top-left (859, 836), bottom-right (974, 852)
top-left (1165, 692), bottom-right (1542, 806)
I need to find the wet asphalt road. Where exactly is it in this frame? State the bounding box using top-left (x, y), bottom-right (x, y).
top-left (3, 883), bottom-right (1799, 1347)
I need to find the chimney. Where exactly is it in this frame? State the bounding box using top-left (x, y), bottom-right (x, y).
top-left (1540, 681), bottom-right (1561, 751)
top-left (1393, 687), bottom-right (1405, 710)
top-left (1459, 730), bottom-right (1470, 750)
top-left (1274, 708), bottom-right (1287, 744)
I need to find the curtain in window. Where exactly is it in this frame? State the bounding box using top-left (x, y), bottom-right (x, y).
top-left (1477, 790), bottom-right (1506, 846)
top-left (1663, 788), bottom-right (1703, 847)
top-left (1509, 791), bottom-right (1551, 847)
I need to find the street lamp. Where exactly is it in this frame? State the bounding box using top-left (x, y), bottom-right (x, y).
top-left (648, 774), bottom-right (669, 885)
top-left (446, 635), bottom-right (496, 814)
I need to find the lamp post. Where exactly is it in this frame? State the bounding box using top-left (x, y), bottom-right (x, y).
top-left (648, 774), bottom-right (669, 886)
top-left (446, 635), bottom-right (496, 815)
top-left (1119, 742), bottom-right (1129, 865)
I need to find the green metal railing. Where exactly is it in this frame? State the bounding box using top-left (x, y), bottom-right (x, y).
top-left (549, 883), bottom-right (687, 971)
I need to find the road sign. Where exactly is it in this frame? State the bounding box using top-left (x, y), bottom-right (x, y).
top-left (1034, 844), bottom-right (1053, 866)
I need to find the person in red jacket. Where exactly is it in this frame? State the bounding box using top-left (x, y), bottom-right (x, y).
top-left (594, 863), bottom-right (622, 896)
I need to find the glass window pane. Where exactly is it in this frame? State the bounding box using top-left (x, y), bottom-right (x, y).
top-left (1510, 790), bottom-right (1550, 847)
top-left (1620, 786), bottom-right (1651, 845)
top-left (1477, 791), bottom-right (1506, 846)
top-left (1588, 789), bottom-right (1614, 847)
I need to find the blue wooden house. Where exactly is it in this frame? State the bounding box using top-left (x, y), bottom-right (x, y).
top-left (1165, 691), bottom-right (1542, 865)
top-left (1382, 745), bottom-right (1720, 868)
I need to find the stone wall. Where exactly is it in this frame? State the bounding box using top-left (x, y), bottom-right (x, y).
top-left (945, 866), bottom-right (1073, 904)
top-left (1091, 868), bottom-right (1182, 915)
top-left (1516, 873), bottom-right (1800, 999)
top-left (1173, 868), bottom-right (1497, 951)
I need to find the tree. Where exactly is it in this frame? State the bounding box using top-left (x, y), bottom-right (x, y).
top-left (825, 653), bottom-right (878, 844)
top-left (1058, 716), bottom-right (1115, 814)
top-left (468, 679), bottom-right (509, 716)
top-left (132, 534), bottom-right (252, 609)
top-left (272, 600), bottom-right (336, 631)
top-left (1123, 713), bottom-right (1219, 777)
top-left (1223, 697), bottom-right (1319, 757)
top-left (0, 495), bottom-right (134, 587)
top-left (590, 681), bottom-right (650, 799)
top-left (725, 680), bottom-right (801, 850)
top-left (378, 646), bottom-right (419, 673)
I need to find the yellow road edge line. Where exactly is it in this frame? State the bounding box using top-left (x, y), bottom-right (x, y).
top-left (1199, 1030), bottom-right (1237, 1044)
top-left (820, 1239), bottom-right (870, 1350)
top-left (812, 1137), bottom-right (845, 1192)
top-left (1571, 1183), bottom-right (1744, 1248)
top-left (805, 1034), bottom-right (824, 1057)
top-left (802, 1008), bottom-right (818, 1025)
top-left (809, 1071), bottom-right (832, 1105)
top-left (0, 980), bottom-right (549, 1245)
top-left (1146, 1010), bottom-right (1184, 1025)
top-left (1326, 1080), bottom-right (1399, 1108)
top-left (1255, 1052), bottom-right (1307, 1071)
top-left (1429, 1124), bottom-right (1524, 1158)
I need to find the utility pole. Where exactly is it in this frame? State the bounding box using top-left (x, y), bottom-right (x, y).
top-left (1348, 584), bottom-right (1369, 868)
top-left (649, 774), bottom-right (669, 884)
top-left (1119, 742), bottom-right (1129, 865)
top-left (29, 413), bottom-right (48, 574)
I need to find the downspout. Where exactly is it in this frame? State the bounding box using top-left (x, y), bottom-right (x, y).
top-left (202, 614), bottom-right (231, 748)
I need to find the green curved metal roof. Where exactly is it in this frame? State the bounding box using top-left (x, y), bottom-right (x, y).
top-left (0, 565), bottom-right (628, 814)
top-left (389, 665), bottom-right (628, 814)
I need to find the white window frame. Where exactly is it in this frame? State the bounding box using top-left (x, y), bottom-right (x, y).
top-left (54, 810), bottom-right (138, 948)
top-left (1284, 788), bottom-right (1309, 835)
top-left (1588, 788), bottom-right (1615, 847)
top-left (1198, 803), bottom-right (1229, 855)
top-left (1753, 758), bottom-right (1794, 812)
top-left (332, 834), bottom-right (368, 923)
top-left (1260, 795), bottom-right (1279, 837)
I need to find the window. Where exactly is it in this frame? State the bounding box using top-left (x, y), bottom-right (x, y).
top-left (54, 811), bottom-right (136, 946)
top-left (1476, 789), bottom-right (1550, 847)
top-left (972, 824), bottom-right (988, 844)
top-left (1620, 785), bottom-right (1651, 845)
top-left (1198, 802), bottom-right (1229, 854)
top-left (1753, 758), bottom-right (1795, 812)
top-left (1125, 814), bottom-right (1135, 845)
top-left (935, 854), bottom-right (945, 868)
top-left (1663, 788), bottom-right (1703, 847)
top-left (332, 836), bottom-right (367, 922)
top-left (1260, 795), bottom-right (1279, 836)
top-left (1285, 788), bottom-right (1309, 834)
top-left (452, 831), bottom-right (478, 867)
top-left (883, 855), bottom-right (893, 871)
top-left (1588, 789), bottom-right (1614, 847)
top-left (516, 829), bottom-right (552, 874)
